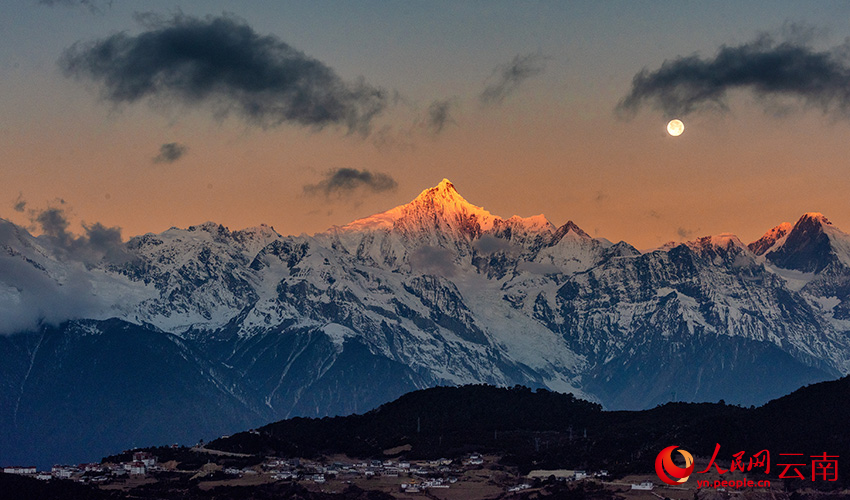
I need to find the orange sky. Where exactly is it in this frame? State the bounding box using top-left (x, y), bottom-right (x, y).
top-left (4, 2), bottom-right (850, 249)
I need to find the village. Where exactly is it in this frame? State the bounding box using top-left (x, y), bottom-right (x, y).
top-left (2, 448), bottom-right (635, 497)
top-left (3, 450), bottom-right (159, 484)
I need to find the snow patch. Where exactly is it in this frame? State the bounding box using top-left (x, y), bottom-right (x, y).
top-left (814, 295), bottom-right (841, 312)
top-left (764, 264), bottom-right (816, 291)
top-left (321, 323), bottom-right (358, 349)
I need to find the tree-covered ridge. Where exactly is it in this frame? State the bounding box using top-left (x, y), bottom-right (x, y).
top-left (209, 379), bottom-right (850, 488)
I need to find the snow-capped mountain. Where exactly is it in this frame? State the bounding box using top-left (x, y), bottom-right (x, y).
top-left (2, 179), bottom-right (850, 467)
top-left (748, 222), bottom-right (792, 256)
top-left (763, 213), bottom-right (850, 273)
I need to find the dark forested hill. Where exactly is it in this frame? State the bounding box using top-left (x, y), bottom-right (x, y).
top-left (209, 379), bottom-right (850, 487)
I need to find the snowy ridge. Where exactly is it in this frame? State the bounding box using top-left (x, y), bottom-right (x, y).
top-left (749, 222), bottom-right (792, 256)
top-left (4, 180), bottom-right (850, 422)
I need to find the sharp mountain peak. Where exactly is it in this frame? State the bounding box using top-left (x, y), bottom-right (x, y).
top-left (340, 178), bottom-right (561, 237)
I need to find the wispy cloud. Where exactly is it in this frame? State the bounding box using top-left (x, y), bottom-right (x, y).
top-left (13, 193), bottom-right (26, 213)
top-left (618, 33), bottom-right (850, 119)
top-left (153, 142), bottom-right (188, 164)
top-left (303, 168), bottom-right (397, 199)
top-left (424, 98), bottom-right (457, 134)
top-left (480, 53), bottom-right (547, 106)
top-left (410, 246), bottom-right (457, 277)
top-left (60, 13), bottom-right (388, 134)
top-left (516, 261), bottom-right (561, 275)
top-left (37, 0), bottom-right (111, 13)
top-left (473, 235), bottom-right (518, 255)
top-left (371, 96), bottom-right (458, 150)
top-left (677, 227), bottom-right (695, 239)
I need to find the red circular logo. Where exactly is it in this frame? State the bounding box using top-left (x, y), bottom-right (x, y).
top-left (655, 445), bottom-right (694, 485)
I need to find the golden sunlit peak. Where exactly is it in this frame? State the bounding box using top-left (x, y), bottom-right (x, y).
top-left (759, 222), bottom-right (793, 242)
top-left (748, 222), bottom-right (793, 256)
top-left (437, 178), bottom-right (455, 190)
top-left (341, 178), bottom-right (497, 232)
top-left (689, 233), bottom-right (745, 250)
top-left (800, 212), bottom-right (829, 223)
top-left (768, 222), bottom-right (793, 234)
top-left (413, 178), bottom-right (466, 203)
top-left (341, 178), bottom-right (563, 236)
top-left (422, 178), bottom-right (457, 194)
top-left (506, 214), bottom-right (554, 231)
top-left (411, 179), bottom-right (492, 220)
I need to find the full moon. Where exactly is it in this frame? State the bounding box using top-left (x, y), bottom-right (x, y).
top-left (667, 119), bottom-right (685, 137)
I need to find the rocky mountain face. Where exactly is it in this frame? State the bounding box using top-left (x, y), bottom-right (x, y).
top-left (2, 179), bottom-right (850, 467)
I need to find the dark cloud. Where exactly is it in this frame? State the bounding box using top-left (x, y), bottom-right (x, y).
top-left (82, 222), bottom-right (124, 256)
top-left (35, 207), bottom-right (72, 246)
top-left (153, 142), bottom-right (187, 164)
top-left (60, 13), bottom-right (387, 134)
top-left (618, 34), bottom-right (850, 118)
top-left (473, 235), bottom-right (518, 255)
top-left (13, 194), bottom-right (26, 213)
top-left (410, 246), bottom-right (457, 277)
top-left (480, 53), bottom-right (547, 106)
top-left (303, 168), bottom-right (397, 198)
top-left (29, 206), bottom-right (129, 265)
top-left (425, 99), bottom-right (457, 134)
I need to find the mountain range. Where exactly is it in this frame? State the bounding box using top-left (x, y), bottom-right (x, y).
top-left (2, 179), bottom-right (850, 467)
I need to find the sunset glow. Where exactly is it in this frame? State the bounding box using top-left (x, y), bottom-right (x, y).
top-left (2, 2), bottom-right (850, 248)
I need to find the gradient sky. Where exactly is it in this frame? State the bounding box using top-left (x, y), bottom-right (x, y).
top-left (4, 1), bottom-right (850, 249)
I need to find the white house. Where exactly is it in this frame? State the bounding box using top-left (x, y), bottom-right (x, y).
top-left (133, 452), bottom-right (156, 467)
top-left (3, 466), bottom-right (36, 475)
top-left (128, 462), bottom-right (146, 475)
top-left (52, 468), bottom-right (74, 479)
top-left (631, 481), bottom-right (654, 490)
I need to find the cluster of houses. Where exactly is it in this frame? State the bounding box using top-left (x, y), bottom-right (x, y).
top-left (211, 453), bottom-right (501, 493)
top-left (4, 449), bottom-right (618, 496)
top-left (398, 476), bottom-right (455, 493)
top-left (2, 451), bottom-right (158, 484)
top-left (242, 454), bottom-right (609, 494)
top-left (223, 454), bottom-right (473, 488)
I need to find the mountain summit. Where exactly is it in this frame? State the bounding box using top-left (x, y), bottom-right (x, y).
top-left (342, 179), bottom-right (543, 241)
top-left (749, 222), bottom-right (792, 256)
top-left (764, 212), bottom-right (850, 273)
